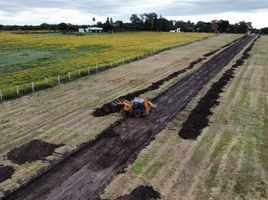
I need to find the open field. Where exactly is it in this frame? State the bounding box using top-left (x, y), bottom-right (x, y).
top-left (0, 32), bottom-right (211, 97)
top-left (103, 36), bottom-right (268, 200)
top-left (0, 34), bottom-right (243, 198)
top-left (4, 35), bottom-right (256, 200)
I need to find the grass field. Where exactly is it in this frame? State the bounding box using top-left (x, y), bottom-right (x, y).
top-left (102, 36), bottom-right (268, 199)
top-left (0, 34), bottom-right (241, 197)
top-left (0, 32), bottom-right (211, 97)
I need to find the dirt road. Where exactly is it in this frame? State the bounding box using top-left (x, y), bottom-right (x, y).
top-left (5, 35), bottom-right (254, 200)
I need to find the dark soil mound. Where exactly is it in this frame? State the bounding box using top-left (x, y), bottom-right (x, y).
top-left (115, 186), bottom-right (160, 200)
top-left (0, 165), bottom-right (14, 183)
top-left (7, 140), bottom-right (61, 164)
top-left (179, 36), bottom-right (260, 140)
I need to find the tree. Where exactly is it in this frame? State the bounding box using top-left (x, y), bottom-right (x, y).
top-left (195, 21), bottom-right (211, 32)
top-left (175, 20), bottom-right (194, 32)
top-left (217, 20), bottom-right (230, 32)
top-left (157, 16), bottom-right (173, 31)
top-left (110, 18), bottom-right (113, 25)
top-left (230, 21), bottom-right (252, 33)
top-left (114, 20), bottom-right (123, 28)
top-left (40, 23), bottom-right (49, 30)
top-left (130, 14), bottom-right (143, 30)
top-left (92, 17), bottom-right (96, 25)
top-left (130, 14), bottom-right (140, 24)
top-left (103, 17), bottom-right (113, 32)
top-left (143, 12), bottom-right (158, 30)
top-left (57, 22), bottom-right (68, 31)
top-left (96, 21), bottom-right (103, 27)
top-left (261, 27), bottom-right (268, 34)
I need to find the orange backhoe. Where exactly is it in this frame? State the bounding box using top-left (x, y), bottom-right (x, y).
top-left (112, 97), bottom-right (156, 117)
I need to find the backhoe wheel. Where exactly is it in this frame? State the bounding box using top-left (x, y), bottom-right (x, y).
top-left (133, 109), bottom-right (143, 118)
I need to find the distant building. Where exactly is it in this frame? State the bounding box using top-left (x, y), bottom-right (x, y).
top-left (78, 27), bottom-right (103, 33)
top-left (78, 28), bottom-right (85, 33)
top-left (170, 28), bottom-right (181, 33)
top-left (211, 23), bottom-right (219, 33)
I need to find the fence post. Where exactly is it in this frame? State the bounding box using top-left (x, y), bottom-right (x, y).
top-left (96, 65), bottom-right (98, 72)
top-left (58, 75), bottom-right (60, 84)
top-left (68, 72), bottom-right (71, 80)
top-left (0, 90), bottom-right (2, 101)
top-left (45, 78), bottom-right (48, 84)
top-left (87, 67), bottom-right (90, 74)
top-left (32, 81), bottom-right (35, 93)
top-left (78, 69), bottom-right (81, 76)
top-left (16, 85), bottom-right (19, 95)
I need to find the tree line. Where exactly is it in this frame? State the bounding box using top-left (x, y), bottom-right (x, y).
top-left (0, 12), bottom-right (267, 34)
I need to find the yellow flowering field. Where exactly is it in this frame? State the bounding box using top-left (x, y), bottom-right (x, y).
top-left (0, 32), bottom-right (212, 98)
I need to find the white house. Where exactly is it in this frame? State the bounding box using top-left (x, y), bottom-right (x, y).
top-left (79, 27), bottom-right (103, 33)
top-left (78, 28), bottom-right (85, 33)
top-left (169, 28), bottom-right (181, 33)
top-left (86, 27), bottom-right (103, 33)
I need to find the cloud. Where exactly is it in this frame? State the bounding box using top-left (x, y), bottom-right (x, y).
top-left (0, 0), bottom-right (268, 28)
top-left (168, 9), bottom-right (268, 29)
top-left (2, 0), bottom-right (268, 15)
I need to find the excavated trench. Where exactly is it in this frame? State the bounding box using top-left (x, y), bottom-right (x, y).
top-left (93, 38), bottom-right (240, 117)
top-left (179, 36), bottom-right (260, 140)
top-left (0, 165), bottom-right (14, 183)
top-left (7, 140), bottom-right (62, 164)
top-left (115, 186), bottom-right (160, 200)
top-left (4, 35), bottom-right (255, 200)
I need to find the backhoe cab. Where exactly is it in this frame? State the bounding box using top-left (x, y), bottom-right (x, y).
top-left (112, 97), bottom-right (156, 117)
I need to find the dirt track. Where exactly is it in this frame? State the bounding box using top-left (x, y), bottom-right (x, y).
top-left (5, 35), bottom-right (254, 200)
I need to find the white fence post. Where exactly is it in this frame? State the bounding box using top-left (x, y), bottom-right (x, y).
top-left (0, 90), bottom-right (3, 101)
top-left (58, 75), bottom-right (60, 84)
top-left (45, 78), bottom-right (48, 84)
top-left (68, 72), bottom-right (71, 80)
top-left (32, 81), bottom-right (35, 93)
top-left (16, 85), bottom-right (19, 95)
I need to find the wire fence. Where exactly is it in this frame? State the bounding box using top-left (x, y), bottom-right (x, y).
top-left (0, 38), bottom-right (206, 102)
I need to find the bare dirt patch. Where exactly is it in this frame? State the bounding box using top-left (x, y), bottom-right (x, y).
top-left (115, 186), bottom-right (160, 200)
top-left (7, 140), bottom-right (61, 164)
top-left (179, 36), bottom-right (260, 140)
top-left (0, 165), bottom-right (14, 183)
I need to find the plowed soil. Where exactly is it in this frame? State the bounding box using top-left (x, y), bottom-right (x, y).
top-left (93, 39), bottom-right (238, 117)
top-left (179, 36), bottom-right (260, 139)
top-left (5, 35), bottom-right (254, 200)
top-left (115, 186), bottom-right (160, 200)
top-left (7, 140), bottom-right (61, 164)
top-left (0, 165), bottom-right (14, 183)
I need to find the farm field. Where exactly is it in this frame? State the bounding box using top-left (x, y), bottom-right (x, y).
top-left (2, 34), bottom-right (257, 200)
top-left (0, 34), bottom-right (243, 198)
top-left (103, 36), bottom-right (268, 199)
top-left (0, 32), bottom-right (211, 97)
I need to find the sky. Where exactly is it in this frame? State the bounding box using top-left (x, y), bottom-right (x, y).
top-left (0, 0), bottom-right (267, 28)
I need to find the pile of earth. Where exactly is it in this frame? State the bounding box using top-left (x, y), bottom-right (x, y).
top-left (7, 140), bottom-right (61, 164)
top-left (115, 186), bottom-right (160, 200)
top-left (0, 165), bottom-right (14, 183)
